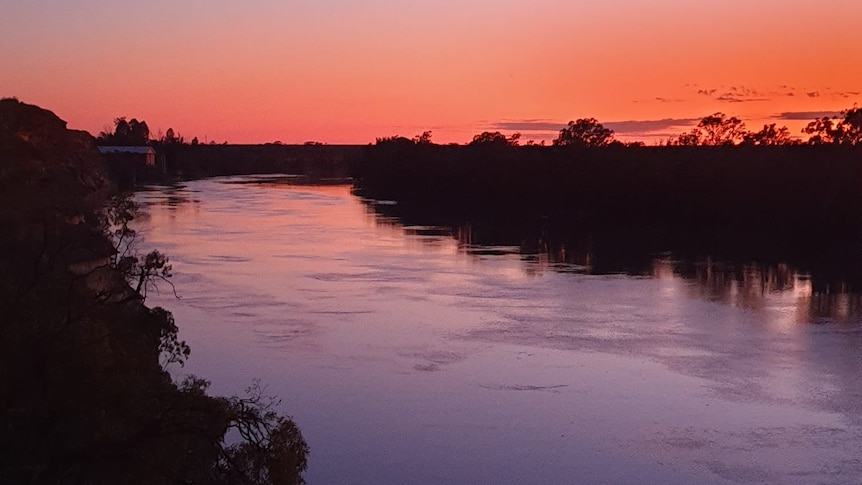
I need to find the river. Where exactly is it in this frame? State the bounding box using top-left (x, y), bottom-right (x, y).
top-left (133, 175), bottom-right (862, 484)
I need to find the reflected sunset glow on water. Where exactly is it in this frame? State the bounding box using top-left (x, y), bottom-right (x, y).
top-left (134, 177), bottom-right (862, 484)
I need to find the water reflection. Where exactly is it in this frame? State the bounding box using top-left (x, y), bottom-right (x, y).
top-left (137, 183), bottom-right (201, 210)
top-left (360, 192), bottom-right (862, 323)
top-left (137, 176), bottom-right (862, 323)
top-left (133, 176), bottom-right (862, 484)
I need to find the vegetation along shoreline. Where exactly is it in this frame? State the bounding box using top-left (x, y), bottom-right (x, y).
top-left (0, 98), bottom-right (309, 484)
top-left (2, 95), bottom-right (861, 482)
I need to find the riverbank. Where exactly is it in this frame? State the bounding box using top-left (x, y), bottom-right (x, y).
top-left (0, 99), bottom-right (308, 484)
top-left (352, 143), bottom-right (862, 230)
top-left (349, 142), bottom-right (862, 288)
top-left (140, 143), bottom-right (360, 183)
top-left (129, 138), bottom-right (862, 287)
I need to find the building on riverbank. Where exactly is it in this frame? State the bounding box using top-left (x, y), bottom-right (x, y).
top-left (98, 146), bottom-right (163, 187)
top-left (98, 146), bottom-right (156, 166)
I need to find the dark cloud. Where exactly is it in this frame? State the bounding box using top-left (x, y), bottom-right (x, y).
top-left (692, 83), bottom-right (857, 102)
top-left (833, 91), bottom-right (860, 98)
top-left (774, 111), bottom-right (842, 120)
top-left (716, 95), bottom-right (768, 103)
top-left (490, 119), bottom-right (564, 132)
top-left (490, 118), bottom-right (700, 136)
top-left (604, 118), bottom-right (699, 135)
top-left (733, 86), bottom-right (764, 97)
top-left (697, 85), bottom-right (770, 102)
top-left (755, 86), bottom-right (859, 100)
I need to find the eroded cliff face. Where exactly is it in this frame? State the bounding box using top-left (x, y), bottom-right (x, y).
top-left (0, 98), bottom-right (111, 223)
top-left (0, 99), bottom-right (307, 485)
top-left (0, 99), bottom-right (118, 319)
top-left (0, 99), bottom-right (212, 484)
top-left (0, 101), bottom-right (182, 484)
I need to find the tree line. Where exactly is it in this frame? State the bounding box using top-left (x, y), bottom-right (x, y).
top-left (375, 106), bottom-right (862, 148)
top-left (96, 105), bottom-right (861, 148)
top-left (663, 108), bottom-right (862, 146)
top-left (97, 117), bottom-right (209, 146)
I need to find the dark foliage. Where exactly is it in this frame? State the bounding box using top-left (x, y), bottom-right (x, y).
top-left (669, 113), bottom-right (746, 146)
top-left (97, 117), bottom-right (150, 146)
top-left (553, 118), bottom-right (614, 147)
top-left (743, 123), bottom-right (795, 146)
top-left (803, 106), bottom-right (862, 145)
top-left (1, 99), bottom-right (308, 484)
top-left (163, 144), bottom-right (359, 179)
top-left (350, 140), bottom-right (862, 289)
top-left (469, 131), bottom-right (521, 146)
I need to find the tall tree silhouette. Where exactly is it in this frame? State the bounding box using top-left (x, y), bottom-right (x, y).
top-left (743, 123), bottom-right (794, 145)
top-left (672, 113), bottom-right (745, 146)
top-left (802, 116), bottom-right (840, 145)
top-left (836, 107), bottom-right (862, 145)
top-left (469, 131), bottom-right (521, 146)
top-left (98, 117), bottom-right (150, 145)
top-left (161, 127), bottom-right (184, 145)
top-left (800, 107), bottom-right (862, 145)
top-left (553, 118), bottom-right (614, 147)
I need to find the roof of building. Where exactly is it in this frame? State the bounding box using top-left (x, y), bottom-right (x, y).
top-left (98, 146), bottom-right (155, 154)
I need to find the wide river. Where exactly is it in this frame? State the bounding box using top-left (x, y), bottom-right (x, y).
top-left (133, 175), bottom-right (862, 484)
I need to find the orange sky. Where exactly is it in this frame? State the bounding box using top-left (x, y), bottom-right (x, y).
top-left (3, 0), bottom-right (861, 144)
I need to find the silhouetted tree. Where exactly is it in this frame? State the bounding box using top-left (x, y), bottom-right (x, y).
top-left (552, 118), bottom-right (614, 147)
top-left (210, 379), bottom-right (309, 485)
top-left (412, 131), bottom-right (433, 145)
top-left (670, 131), bottom-right (701, 146)
top-left (802, 107), bottom-right (862, 145)
top-left (375, 135), bottom-right (415, 146)
top-left (839, 106), bottom-right (862, 144)
top-left (105, 195), bottom-right (176, 301)
top-left (672, 113), bottom-right (746, 146)
top-left (802, 116), bottom-right (840, 145)
top-left (161, 127), bottom-right (184, 145)
top-left (469, 131), bottom-right (521, 146)
top-left (743, 123), bottom-right (794, 146)
top-left (114, 117), bottom-right (131, 139)
top-left (697, 113), bottom-right (746, 146)
top-left (97, 117), bottom-right (150, 145)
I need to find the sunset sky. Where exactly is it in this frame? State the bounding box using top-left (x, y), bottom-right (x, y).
top-left (3, 0), bottom-right (861, 144)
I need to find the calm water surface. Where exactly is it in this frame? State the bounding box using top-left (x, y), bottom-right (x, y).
top-left (134, 176), bottom-right (862, 484)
